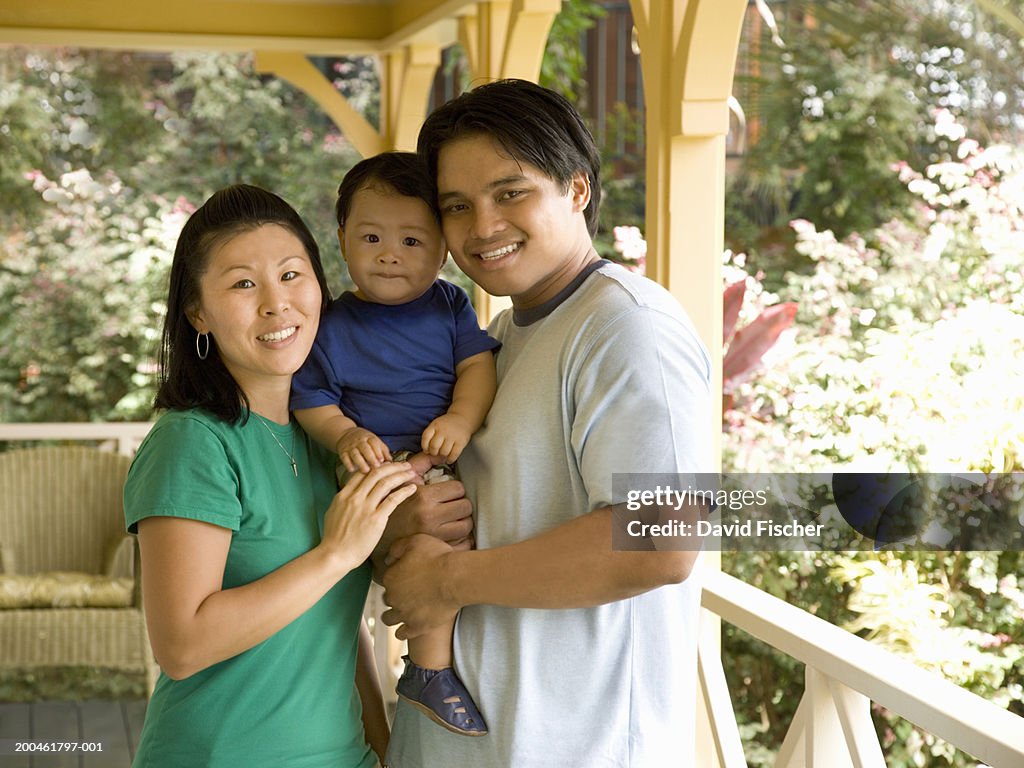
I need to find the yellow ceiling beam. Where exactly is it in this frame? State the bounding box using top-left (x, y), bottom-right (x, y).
top-left (256, 41), bottom-right (440, 155)
top-left (501, 0), bottom-right (561, 80)
top-left (458, 1), bottom-right (509, 80)
top-left (679, 0), bottom-right (748, 102)
top-left (383, 0), bottom-right (470, 49)
top-left (0, 0), bottom-right (465, 54)
top-left (456, 0), bottom-right (558, 82)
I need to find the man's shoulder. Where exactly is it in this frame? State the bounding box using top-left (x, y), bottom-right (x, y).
top-left (568, 264), bottom-right (710, 376)
top-left (568, 263), bottom-right (699, 339)
top-left (586, 262), bottom-right (686, 317)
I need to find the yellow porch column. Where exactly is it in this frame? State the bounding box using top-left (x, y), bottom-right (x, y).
top-left (380, 43), bottom-right (443, 151)
top-left (630, 0), bottom-right (745, 417)
top-left (630, 1), bottom-right (747, 765)
top-left (456, 0), bottom-right (561, 322)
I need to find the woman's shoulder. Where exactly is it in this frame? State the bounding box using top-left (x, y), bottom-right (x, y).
top-left (126, 409), bottom-right (245, 532)
top-left (145, 408), bottom-right (234, 442)
top-left (134, 409), bottom-right (243, 467)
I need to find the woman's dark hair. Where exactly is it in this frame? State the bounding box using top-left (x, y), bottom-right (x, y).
top-left (155, 184), bottom-right (330, 423)
top-left (335, 151), bottom-right (439, 227)
top-left (417, 79), bottom-right (602, 236)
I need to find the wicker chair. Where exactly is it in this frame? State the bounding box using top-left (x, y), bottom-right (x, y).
top-left (0, 446), bottom-right (157, 694)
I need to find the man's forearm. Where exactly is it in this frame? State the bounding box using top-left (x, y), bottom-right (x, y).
top-left (445, 507), bottom-right (698, 611)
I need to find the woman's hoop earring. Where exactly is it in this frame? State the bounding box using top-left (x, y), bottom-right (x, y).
top-left (196, 332), bottom-right (210, 361)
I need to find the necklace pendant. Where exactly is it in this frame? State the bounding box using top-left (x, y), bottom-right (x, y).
top-left (253, 413), bottom-right (299, 479)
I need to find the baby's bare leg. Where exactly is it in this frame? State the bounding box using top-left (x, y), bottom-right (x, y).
top-left (391, 452), bottom-right (487, 733)
top-left (395, 450), bottom-right (458, 672)
top-left (407, 615), bottom-right (457, 670)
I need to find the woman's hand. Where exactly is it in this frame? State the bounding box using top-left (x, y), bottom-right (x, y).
top-left (321, 462), bottom-right (418, 571)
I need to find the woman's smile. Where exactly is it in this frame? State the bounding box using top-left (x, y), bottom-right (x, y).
top-left (189, 224), bottom-right (322, 406)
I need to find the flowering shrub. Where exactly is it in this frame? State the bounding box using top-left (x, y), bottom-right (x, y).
top-left (724, 119), bottom-right (1024, 474)
top-left (611, 225), bottom-right (647, 273)
top-left (722, 118), bottom-right (1024, 767)
top-left (0, 49), bottom-right (362, 424)
top-left (722, 251), bottom-right (798, 412)
top-left (0, 169), bottom-right (180, 421)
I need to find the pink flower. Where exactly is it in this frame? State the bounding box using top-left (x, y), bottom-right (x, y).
top-left (979, 632), bottom-right (1011, 649)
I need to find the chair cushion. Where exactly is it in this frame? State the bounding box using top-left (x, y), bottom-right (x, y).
top-left (0, 572), bottom-right (134, 609)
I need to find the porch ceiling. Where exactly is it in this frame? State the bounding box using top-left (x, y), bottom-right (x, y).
top-left (0, 0), bottom-right (469, 55)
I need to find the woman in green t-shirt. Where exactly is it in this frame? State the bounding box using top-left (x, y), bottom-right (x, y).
top-left (125, 185), bottom-right (417, 767)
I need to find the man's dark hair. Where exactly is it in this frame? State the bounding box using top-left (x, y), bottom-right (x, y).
top-left (417, 79), bottom-right (602, 236)
top-left (156, 184), bottom-right (330, 424)
top-left (335, 151), bottom-right (440, 228)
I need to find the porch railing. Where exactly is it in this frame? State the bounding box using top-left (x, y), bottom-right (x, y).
top-left (0, 421), bottom-right (154, 456)
top-left (698, 570), bottom-right (1024, 767)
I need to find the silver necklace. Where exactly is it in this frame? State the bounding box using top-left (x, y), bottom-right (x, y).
top-left (254, 415), bottom-right (298, 477)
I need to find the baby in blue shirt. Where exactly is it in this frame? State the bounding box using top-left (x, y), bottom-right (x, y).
top-left (292, 152), bottom-right (498, 737)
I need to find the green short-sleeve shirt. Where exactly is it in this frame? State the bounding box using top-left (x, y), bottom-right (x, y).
top-left (125, 409), bottom-right (375, 768)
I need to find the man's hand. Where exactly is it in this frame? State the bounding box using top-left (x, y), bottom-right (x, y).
top-left (381, 534), bottom-right (460, 640)
top-left (371, 452), bottom-right (473, 571)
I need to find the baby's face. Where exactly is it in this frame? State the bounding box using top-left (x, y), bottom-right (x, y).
top-left (340, 184), bottom-right (446, 305)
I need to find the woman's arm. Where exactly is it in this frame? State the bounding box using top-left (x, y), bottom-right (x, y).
top-left (355, 619), bottom-right (390, 763)
top-left (139, 462), bottom-right (417, 680)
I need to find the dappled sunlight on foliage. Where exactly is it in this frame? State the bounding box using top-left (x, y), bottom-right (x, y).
top-left (0, 48), bottom-right (361, 422)
top-left (725, 120), bottom-right (1024, 474)
top-left (723, 113), bottom-right (1024, 766)
top-left (0, 168), bottom-right (176, 421)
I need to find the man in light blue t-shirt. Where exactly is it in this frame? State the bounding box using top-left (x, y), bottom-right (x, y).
top-left (380, 80), bottom-right (712, 768)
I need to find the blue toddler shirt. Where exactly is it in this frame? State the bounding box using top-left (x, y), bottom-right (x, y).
top-left (291, 279), bottom-right (500, 453)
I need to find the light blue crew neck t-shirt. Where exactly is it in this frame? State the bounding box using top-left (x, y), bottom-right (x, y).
top-left (386, 262), bottom-right (713, 768)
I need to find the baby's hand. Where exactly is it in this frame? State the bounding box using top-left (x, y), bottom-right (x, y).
top-left (337, 428), bottom-right (392, 474)
top-left (421, 414), bottom-right (472, 463)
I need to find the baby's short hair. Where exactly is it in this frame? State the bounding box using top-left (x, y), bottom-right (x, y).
top-left (335, 151), bottom-right (439, 228)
